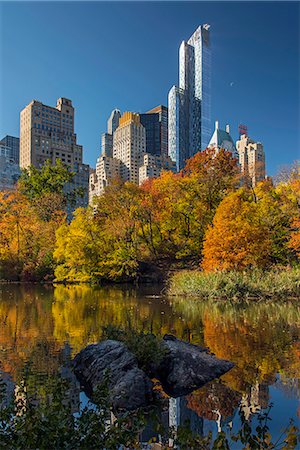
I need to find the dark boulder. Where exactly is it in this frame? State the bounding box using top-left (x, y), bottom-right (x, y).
top-left (155, 335), bottom-right (234, 397)
top-left (73, 340), bottom-right (153, 411)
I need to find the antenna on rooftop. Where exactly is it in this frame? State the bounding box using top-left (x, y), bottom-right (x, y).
top-left (238, 124), bottom-right (248, 137)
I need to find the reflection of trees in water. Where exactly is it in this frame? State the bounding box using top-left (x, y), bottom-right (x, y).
top-left (1, 284), bottom-right (299, 409)
top-left (186, 381), bottom-right (241, 423)
top-left (0, 284), bottom-right (57, 377)
top-left (51, 285), bottom-right (204, 354)
top-left (173, 298), bottom-right (300, 395)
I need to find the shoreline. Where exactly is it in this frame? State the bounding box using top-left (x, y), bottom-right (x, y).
top-left (1, 267), bottom-right (300, 302)
top-left (167, 267), bottom-right (300, 301)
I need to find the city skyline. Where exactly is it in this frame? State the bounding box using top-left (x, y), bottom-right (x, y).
top-left (0, 1), bottom-right (299, 175)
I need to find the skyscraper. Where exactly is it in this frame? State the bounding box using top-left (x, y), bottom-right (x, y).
top-left (0, 135), bottom-right (20, 164)
top-left (101, 109), bottom-right (121, 157)
top-left (0, 138), bottom-right (20, 190)
top-left (19, 97), bottom-right (90, 216)
top-left (140, 105), bottom-right (169, 160)
top-left (113, 112), bottom-right (146, 184)
top-left (89, 108), bottom-right (175, 204)
top-left (107, 109), bottom-right (121, 135)
top-left (168, 25), bottom-right (211, 171)
top-left (236, 134), bottom-right (266, 187)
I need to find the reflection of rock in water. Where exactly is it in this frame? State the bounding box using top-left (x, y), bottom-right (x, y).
top-left (140, 396), bottom-right (204, 447)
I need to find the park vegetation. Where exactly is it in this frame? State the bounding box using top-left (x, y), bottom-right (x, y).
top-left (0, 150), bottom-right (299, 288)
top-left (0, 373), bottom-right (299, 449)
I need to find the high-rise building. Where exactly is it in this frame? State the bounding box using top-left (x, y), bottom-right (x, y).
top-left (0, 140), bottom-right (20, 190)
top-left (107, 109), bottom-right (121, 135)
top-left (139, 113), bottom-right (160, 156)
top-left (208, 121), bottom-right (239, 159)
top-left (19, 97), bottom-right (90, 215)
top-left (113, 112), bottom-right (146, 184)
top-left (0, 135), bottom-right (20, 164)
top-left (168, 24), bottom-right (211, 171)
top-left (100, 109), bottom-right (121, 157)
top-left (89, 109), bottom-right (175, 204)
top-left (236, 134), bottom-right (266, 187)
top-left (140, 105), bottom-right (169, 160)
top-left (101, 133), bottom-right (113, 157)
top-left (89, 155), bottom-right (121, 204)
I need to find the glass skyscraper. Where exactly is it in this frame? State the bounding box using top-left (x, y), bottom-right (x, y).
top-left (168, 24), bottom-right (211, 171)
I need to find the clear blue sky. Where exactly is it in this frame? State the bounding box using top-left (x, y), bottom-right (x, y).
top-left (0, 1), bottom-right (299, 175)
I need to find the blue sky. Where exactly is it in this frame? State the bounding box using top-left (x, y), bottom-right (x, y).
top-left (0, 1), bottom-right (299, 175)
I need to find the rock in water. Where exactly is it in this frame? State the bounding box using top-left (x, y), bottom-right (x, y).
top-left (73, 340), bottom-right (153, 411)
top-left (156, 335), bottom-right (234, 397)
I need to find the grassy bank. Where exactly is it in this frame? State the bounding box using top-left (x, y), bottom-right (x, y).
top-left (168, 268), bottom-right (300, 300)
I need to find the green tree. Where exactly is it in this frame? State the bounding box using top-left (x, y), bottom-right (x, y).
top-left (18, 159), bottom-right (83, 221)
top-left (18, 159), bottom-right (74, 200)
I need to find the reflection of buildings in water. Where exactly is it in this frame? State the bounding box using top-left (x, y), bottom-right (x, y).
top-left (0, 343), bottom-right (81, 416)
top-left (274, 374), bottom-right (300, 400)
top-left (0, 370), bottom-right (14, 408)
top-left (187, 381), bottom-right (241, 432)
top-left (58, 342), bottom-right (81, 414)
top-left (140, 396), bottom-right (204, 447)
top-left (240, 382), bottom-right (269, 421)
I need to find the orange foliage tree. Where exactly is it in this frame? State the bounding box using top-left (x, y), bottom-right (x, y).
top-left (202, 171), bottom-right (300, 271)
top-left (289, 217), bottom-right (300, 257)
top-left (139, 148), bottom-right (240, 259)
top-left (202, 189), bottom-right (272, 271)
top-left (0, 191), bottom-right (65, 280)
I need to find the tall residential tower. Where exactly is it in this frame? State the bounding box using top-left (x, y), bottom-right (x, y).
top-left (236, 134), bottom-right (266, 187)
top-left (19, 97), bottom-right (90, 216)
top-left (168, 25), bottom-right (211, 170)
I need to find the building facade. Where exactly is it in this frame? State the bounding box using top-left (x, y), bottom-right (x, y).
top-left (89, 155), bottom-right (121, 204)
top-left (0, 135), bottom-right (20, 164)
top-left (146, 105), bottom-right (169, 160)
top-left (0, 140), bottom-right (20, 190)
top-left (208, 121), bottom-right (239, 159)
top-left (236, 134), bottom-right (266, 186)
top-left (140, 105), bottom-right (169, 159)
top-left (100, 109), bottom-right (121, 157)
top-left (19, 97), bottom-right (90, 215)
top-left (89, 108), bottom-right (175, 204)
top-left (168, 24), bottom-right (211, 171)
top-left (113, 112), bottom-right (146, 184)
top-left (107, 109), bottom-right (121, 135)
top-left (139, 112), bottom-right (160, 156)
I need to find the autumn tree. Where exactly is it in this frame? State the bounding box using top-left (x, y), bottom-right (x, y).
top-left (182, 147), bottom-right (240, 214)
top-left (138, 149), bottom-right (240, 260)
top-left (54, 181), bottom-right (143, 282)
top-left (18, 159), bottom-right (83, 220)
top-left (202, 175), bottom-right (300, 271)
top-left (289, 217), bottom-right (300, 257)
top-left (202, 189), bottom-right (273, 271)
top-left (0, 191), bottom-right (64, 280)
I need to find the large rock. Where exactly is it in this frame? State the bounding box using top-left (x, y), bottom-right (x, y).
top-left (155, 335), bottom-right (234, 397)
top-left (73, 340), bottom-right (153, 411)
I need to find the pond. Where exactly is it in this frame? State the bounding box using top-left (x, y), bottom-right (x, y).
top-left (0, 283), bottom-right (299, 444)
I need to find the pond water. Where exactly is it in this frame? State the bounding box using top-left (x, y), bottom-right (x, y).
top-left (0, 283), bottom-right (299, 445)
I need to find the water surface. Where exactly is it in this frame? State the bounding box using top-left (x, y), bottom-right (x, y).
top-left (0, 283), bottom-right (299, 442)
